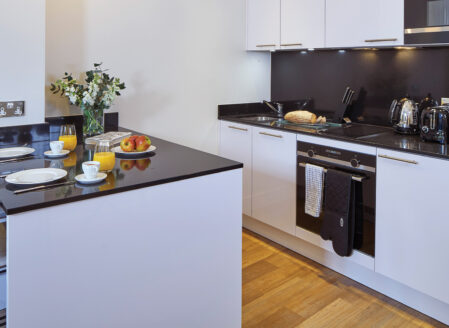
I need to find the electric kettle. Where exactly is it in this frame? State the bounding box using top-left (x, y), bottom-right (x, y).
top-left (389, 96), bottom-right (419, 134)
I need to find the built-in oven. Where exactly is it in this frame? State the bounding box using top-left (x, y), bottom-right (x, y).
top-left (296, 141), bottom-right (376, 257)
top-left (405, 0), bottom-right (449, 45)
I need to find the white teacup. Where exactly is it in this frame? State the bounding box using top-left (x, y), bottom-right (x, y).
top-left (50, 140), bottom-right (64, 154)
top-left (82, 161), bottom-right (100, 180)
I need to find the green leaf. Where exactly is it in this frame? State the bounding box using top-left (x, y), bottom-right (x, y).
top-left (94, 62), bottom-right (102, 67)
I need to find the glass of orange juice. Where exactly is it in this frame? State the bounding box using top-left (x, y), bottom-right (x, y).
top-left (59, 124), bottom-right (77, 151)
top-left (93, 141), bottom-right (116, 172)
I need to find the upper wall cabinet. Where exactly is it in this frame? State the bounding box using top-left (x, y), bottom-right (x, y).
top-left (247, 0), bottom-right (281, 51)
top-left (326, 0), bottom-right (404, 48)
top-left (280, 0), bottom-right (325, 50)
top-left (247, 0), bottom-right (325, 51)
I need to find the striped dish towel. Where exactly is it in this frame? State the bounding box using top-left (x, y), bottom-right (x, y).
top-left (305, 164), bottom-right (325, 218)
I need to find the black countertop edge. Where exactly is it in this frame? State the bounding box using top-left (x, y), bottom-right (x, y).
top-left (3, 164), bottom-right (242, 216)
top-left (219, 116), bottom-right (449, 161)
top-left (0, 126), bottom-right (243, 216)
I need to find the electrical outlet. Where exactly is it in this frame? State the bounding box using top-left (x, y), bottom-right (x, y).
top-left (441, 98), bottom-right (449, 105)
top-left (0, 101), bottom-right (24, 118)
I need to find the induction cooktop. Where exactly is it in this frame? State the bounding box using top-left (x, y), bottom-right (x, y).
top-left (321, 123), bottom-right (393, 139)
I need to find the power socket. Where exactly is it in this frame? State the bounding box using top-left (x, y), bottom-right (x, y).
top-left (441, 98), bottom-right (449, 105)
top-left (0, 101), bottom-right (24, 117)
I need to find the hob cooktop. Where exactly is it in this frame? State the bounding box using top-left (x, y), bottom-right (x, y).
top-left (321, 123), bottom-right (393, 139)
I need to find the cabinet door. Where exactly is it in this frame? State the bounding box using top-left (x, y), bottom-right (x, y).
top-left (376, 149), bottom-right (449, 304)
top-left (281, 0), bottom-right (325, 50)
top-left (252, 127), bottom-right (296, 235)
top-left (247, 0), bottom-right (280, 51)
top-left (219, 122), bottom-right (252, 216)
top-left (326, 0), bottom-right (363, 48)
top-left (362, 0), bottom-right (404, 47)
top-left (326, 0), bottom-right (403, 48)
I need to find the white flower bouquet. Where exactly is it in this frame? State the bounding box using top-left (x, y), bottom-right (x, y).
top-left (51, 63), bottom-right (126, 137)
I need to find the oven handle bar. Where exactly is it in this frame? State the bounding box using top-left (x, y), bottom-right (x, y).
top-left (298, 162), bottom-right (366, 182)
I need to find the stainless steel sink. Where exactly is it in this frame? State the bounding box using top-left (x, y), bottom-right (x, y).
top-left (238, 115), bottom-right (280, 122)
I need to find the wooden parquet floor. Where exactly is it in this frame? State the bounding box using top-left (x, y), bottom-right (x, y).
top-left (242, 229), bottom-right (448, 328)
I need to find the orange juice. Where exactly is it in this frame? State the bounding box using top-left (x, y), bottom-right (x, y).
top-left (59, 135), bottom-right (77, 151)
top-left (99, 173), bottom-right (116, 191)
top-left (63, 151), bottom-right (77, 167)
top-left (93, 152), bottom-right (116, 172)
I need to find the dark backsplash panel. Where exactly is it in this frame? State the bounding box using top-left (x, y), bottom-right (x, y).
top-left (271, 48), bottom-right (449, 125)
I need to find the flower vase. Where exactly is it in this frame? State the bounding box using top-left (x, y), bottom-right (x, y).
top-left (83, 106), bottom-right (104, 137)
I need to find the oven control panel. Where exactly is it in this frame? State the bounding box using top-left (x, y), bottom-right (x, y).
top-left (297, 141), bottom-right (376, 172)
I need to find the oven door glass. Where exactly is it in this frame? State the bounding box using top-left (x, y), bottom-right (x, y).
top-left (296, 159), bottom-right (375, 257)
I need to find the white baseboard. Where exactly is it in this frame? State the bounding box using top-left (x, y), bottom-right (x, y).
top-left (243, 215), bottom-right (449, 326)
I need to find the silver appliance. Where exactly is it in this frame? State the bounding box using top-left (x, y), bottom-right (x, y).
top-left (405, 0), bottom-right (449, 45)
top-left (389, 97), bottom-right (420, 134)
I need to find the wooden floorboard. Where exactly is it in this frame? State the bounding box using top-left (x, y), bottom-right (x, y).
top-left (242, 228), bottom-right (448, 328)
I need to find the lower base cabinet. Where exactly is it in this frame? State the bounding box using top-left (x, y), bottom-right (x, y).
top-left (219, 122), bottom-right (253, 216)
top-left (252, 127), bottom-right (296, 235)
top-left (375, 148), bottom-right (449, 304)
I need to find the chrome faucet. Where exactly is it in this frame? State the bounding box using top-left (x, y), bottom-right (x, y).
top-left (263, 100), bottom-right (284, 118)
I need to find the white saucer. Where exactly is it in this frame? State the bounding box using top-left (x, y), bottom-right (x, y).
top-left (75, 172), bottom-right (107, 185)
top-left (44, 150), bottom-right (70, 158)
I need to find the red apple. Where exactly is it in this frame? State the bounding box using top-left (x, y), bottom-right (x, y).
top-left (128, 135), bottom-right (139, 143)
top-left (120, 137), bottom-right (136, 152)
top-left (135, 158), bottom-right (151, 171)
top-left (120, 159), bottom-right (135, 171)
top-left (135, 135), bottom-right (151, 152)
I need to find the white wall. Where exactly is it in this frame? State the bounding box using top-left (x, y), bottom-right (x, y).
top-left (46, 0), bottom-right (271, 154)
top-left (0, 0), bottom-right (46, 127)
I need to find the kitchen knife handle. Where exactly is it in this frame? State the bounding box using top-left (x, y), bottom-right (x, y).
top-left (378, 154), bottom-right (418, 165)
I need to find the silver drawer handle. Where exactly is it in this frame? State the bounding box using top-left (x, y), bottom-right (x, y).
top-left (364, 38), bottom-right (397, 43)
top-left (378, 154), bottom-right (418, 165)
top-left (256, 44), bottom-right (276, 47)
top-left (259, 131), bottom-right (283, 139)
top-left (281, 43), bottom-right (302, 47)
top-left (228, 125), bottom-right (248, 132)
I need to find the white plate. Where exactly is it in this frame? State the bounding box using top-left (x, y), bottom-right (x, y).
top-left (75, 172), bottom-right (107, 185)
top-left (5, 168), bottom-right (67, 185)
top-left (44, 150), bottom-right (70, 158)
top-left (111, 145), bottom-right (156, 157)
top-left (0, 147), bottom-right (35, 159)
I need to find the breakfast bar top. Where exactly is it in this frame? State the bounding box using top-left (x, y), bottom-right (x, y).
top-left (0, 129), bottom-right (242, 215)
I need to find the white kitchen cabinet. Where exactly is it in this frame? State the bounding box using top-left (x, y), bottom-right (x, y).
top-left (219, 121), bottom-right (253, 216)
top-left (280, 0), bottom-right (325, 50)
top-left (252, 127), bottom-right (296, 235)
top-left (247, 0), bottom-right (280, 51)
top-left (326, 0), bottom-right (403, 48)
top-left (376, 149), bottom-right (449, 304)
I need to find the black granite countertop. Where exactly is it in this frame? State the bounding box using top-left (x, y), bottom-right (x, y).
top-left (0, 129), bottom-right (242, 215)
top-left (219, 111), bottom-right (449, 161)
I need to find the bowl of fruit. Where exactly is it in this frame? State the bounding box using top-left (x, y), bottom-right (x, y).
top-left (111, 135), bottom-right (156, 158)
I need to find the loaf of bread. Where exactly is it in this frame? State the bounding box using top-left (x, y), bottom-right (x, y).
top-left (284, 110), bottom-right (317, 124)
top-left (316, 116), bottom-right (327, 124)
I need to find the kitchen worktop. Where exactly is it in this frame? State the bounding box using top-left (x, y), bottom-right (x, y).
top-left (0, 129), bottom-right (242, 215)
top-left (218, 104), bottom-right (449, 160)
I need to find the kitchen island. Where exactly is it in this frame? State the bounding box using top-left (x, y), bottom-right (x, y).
top-left (0, 128), bottom-right (243, 328)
